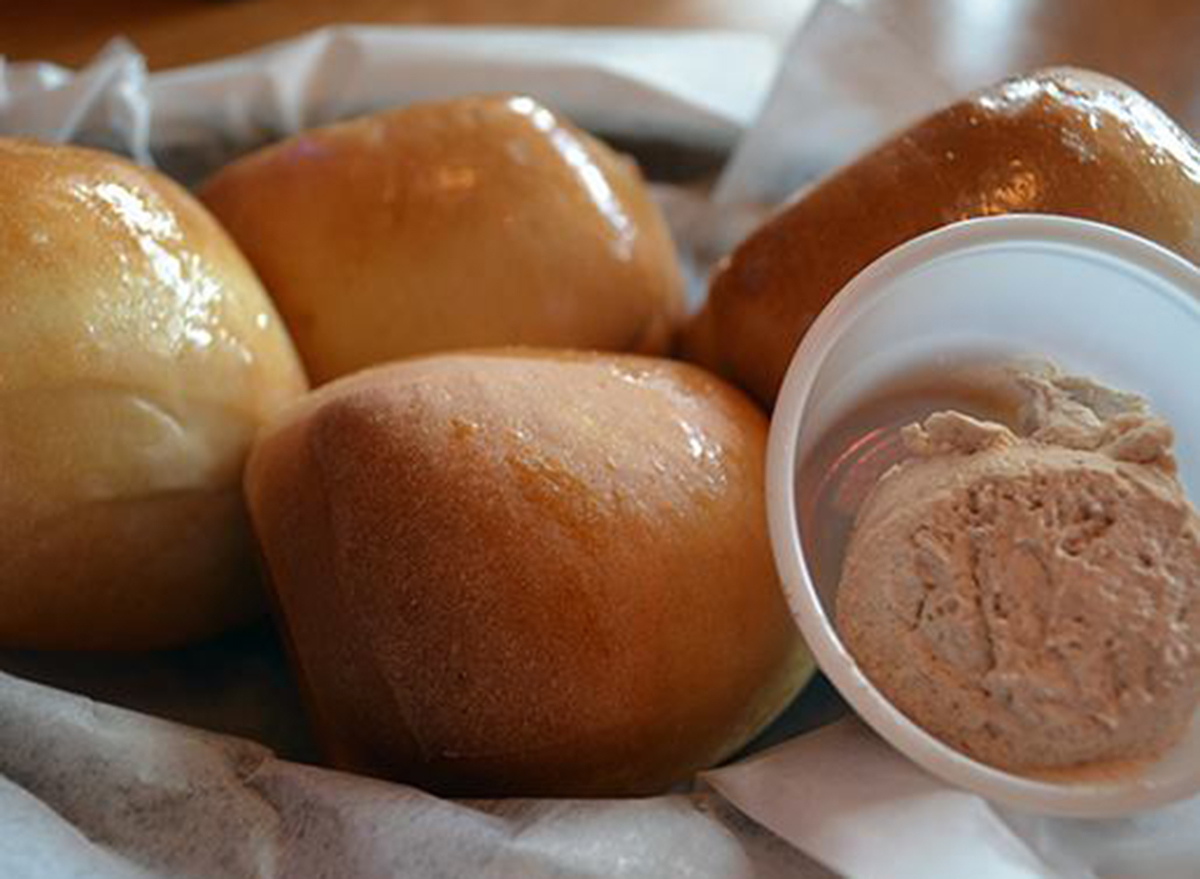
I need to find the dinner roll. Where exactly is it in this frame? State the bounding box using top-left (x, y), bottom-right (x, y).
top-left (200, 96), bottom-right (685, 384)
top-left (246, 351), bottom-right (812, 796)
top-left (0, 139), bottom-right (307, 650)
top-left (683, 68), bottom-right (1200, 407)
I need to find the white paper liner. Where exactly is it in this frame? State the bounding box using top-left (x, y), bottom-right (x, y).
top-left (0, 671), bottom-right (833, 879)
top-left (1, 27), bottom-right (781, 185)
top-left (704, 720), bottom-right (1200, 879)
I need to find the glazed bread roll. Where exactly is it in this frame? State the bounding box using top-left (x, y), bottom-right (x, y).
top-left (0, 139), bottom-right (307, 650)
top-left (683, 68), bottom-right (1200, 407)
top-left (201, 95), bottom-right (685, 384)
top-left (246, 351), bottom-right (812, 796)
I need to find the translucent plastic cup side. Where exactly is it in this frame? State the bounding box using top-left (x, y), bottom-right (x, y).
top-left (766, 214), bottom-right (1200, 817)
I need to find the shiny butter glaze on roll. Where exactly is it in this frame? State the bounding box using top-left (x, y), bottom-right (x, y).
top-left (201, 96), bottom-right (685, 384)
top-left (683, 68), bottom-right (1200, 408)
top-left (0, 138), bottom-right (307, 650)
top-left (245, 350), bottom-right (813, 797)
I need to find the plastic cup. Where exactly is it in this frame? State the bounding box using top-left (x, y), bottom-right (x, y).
top-left (765, 214), bottom-right (1200, 817)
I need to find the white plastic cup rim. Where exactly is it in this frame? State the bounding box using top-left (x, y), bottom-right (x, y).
top-left (765, 214), bottom-right (1200, 818)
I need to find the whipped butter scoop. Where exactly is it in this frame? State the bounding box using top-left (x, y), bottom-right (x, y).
top-left (835, 365), bottom-right (1200, 773)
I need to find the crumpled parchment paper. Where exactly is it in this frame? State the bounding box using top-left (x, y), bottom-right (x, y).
top-left (0, 26), bottom-right (781, 185)
top-left (0, 670), bottom-right (832, 879)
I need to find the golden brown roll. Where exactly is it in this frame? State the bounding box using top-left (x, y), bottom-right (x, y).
top-left (200, 96), bottom-right (685, 384)
top-left (682, 68), bottom-right (1200, 407)
top-left (246, 350), bottom-right (812, 796)
top-left (0, 139), bottom-right (308, 650)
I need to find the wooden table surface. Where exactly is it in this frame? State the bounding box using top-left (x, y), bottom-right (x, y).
top-left (2, 0), bottom-right (1197, 131)
top-left (0, 0), bottom-right (812, 69)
